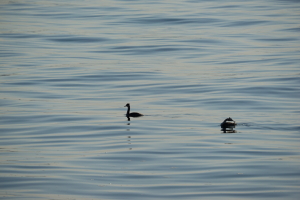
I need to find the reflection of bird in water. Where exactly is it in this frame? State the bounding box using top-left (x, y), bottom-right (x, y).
top-left (221, 117), bottom-right (237, 133)
top-left (124, 103), bottom-right (143, 118)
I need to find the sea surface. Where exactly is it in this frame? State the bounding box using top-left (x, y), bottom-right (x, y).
top-left (1, 0), bottom-right (300, 199)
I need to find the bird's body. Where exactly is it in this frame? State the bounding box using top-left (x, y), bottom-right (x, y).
top-left (220, 117), bottom-right (236, 129)
top-left (124, 103), bottom-right (143, 117)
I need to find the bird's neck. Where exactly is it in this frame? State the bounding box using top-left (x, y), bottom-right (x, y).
top-left (126, 106), bottom-right (130, 115)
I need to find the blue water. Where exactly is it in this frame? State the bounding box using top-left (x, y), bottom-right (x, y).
top-left (1, 0), bottom-right (300, 199)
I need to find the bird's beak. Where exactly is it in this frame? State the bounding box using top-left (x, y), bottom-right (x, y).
top-left (124, 105), bottom-right (126, 107)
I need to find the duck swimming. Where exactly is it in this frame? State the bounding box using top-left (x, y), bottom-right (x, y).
top-left (124, 103), bottom-right (143, 117)
top-left (220, 117), bottom-right (236, 129)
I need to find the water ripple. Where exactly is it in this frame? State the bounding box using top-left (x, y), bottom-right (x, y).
top-left (1, 0), bottom-right (300, 199)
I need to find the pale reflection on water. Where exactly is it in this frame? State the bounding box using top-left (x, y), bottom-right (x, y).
top-left (1, 0), bottom-right (300, 199)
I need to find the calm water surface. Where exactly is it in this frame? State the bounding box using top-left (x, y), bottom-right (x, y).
top-left (1, 0), bottom-right (300, 199)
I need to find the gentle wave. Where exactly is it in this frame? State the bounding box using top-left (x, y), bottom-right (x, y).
top-left (1, 0), bottom-right (300, 199)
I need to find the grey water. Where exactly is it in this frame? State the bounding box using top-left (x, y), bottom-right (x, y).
top-left (1, 0), bottom-right (300, 199)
